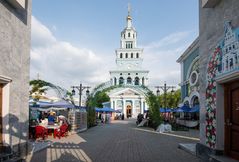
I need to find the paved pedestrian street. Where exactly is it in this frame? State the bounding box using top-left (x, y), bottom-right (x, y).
top-left (28, 119), bottom-right (201, 162)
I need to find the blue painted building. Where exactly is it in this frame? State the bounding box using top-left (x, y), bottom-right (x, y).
top-left (177, 37), bottom-right (200, 107)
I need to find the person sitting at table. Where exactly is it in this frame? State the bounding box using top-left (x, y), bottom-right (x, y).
top-left (48, 112), bottom-right (55, 125)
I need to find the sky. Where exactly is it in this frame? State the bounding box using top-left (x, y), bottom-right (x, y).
top-left (31, 0), bottom-right (199, 92)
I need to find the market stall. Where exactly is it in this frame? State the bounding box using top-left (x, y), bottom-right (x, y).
top-left (29, 100), bottom-right (74, 139)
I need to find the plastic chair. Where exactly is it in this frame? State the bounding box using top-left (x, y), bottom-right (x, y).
top-left (35, 125), bottom-right (48, 140)
top-left (54, 124), bottom-right (68, 139)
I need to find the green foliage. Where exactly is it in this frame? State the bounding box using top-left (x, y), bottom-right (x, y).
top-left (157, 89), bottom-right (181, 108)
top-left (146, 91), bottom-right (162, 129)
top-left (86, 89), bottom-right (110, 128)
top-left (86, 106), bottom-right (96, 128)
top-left (86, 91), bottom-right (110, 108)
top-left (29, 79), bottom-right (49, 100)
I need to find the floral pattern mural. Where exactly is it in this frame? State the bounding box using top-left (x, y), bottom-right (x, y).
top-left (205, 22), bottom-right (239, 148)
top-left (205, 47), bottom-right (222, 148)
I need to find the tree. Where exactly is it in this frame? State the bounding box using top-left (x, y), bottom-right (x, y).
top-left (146, 91), bottom-right (162, 129)
top-left (86, 90), bottom-right (110, 128)
top-left (29, 79), bottom-right (49, 100)
top-left (157, 89), bottom-right (181, 108)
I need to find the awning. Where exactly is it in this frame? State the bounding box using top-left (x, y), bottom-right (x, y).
top-left (95, 107), bottom-right (115, 112)
top-left (173, 105), bottom-right (199, 113)
top-left (159, 108), bottom-right (173, 113)
top-left (30, 100), bottom-right (75, 109)
top-left (189, 105), bottom-right (200, 113)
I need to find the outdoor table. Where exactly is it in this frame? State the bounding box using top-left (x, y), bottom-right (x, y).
top-left (46, 125), bottom-right (60, 137)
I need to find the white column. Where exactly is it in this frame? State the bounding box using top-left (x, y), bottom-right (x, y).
top-left (132, 100), bottom-right (135, 117)
top-left (111, 99), bottom-right (113, 109)
top-left (141, 99), bottom-right (144, 114)
top-left (123, 99), bottom-right (126, 115)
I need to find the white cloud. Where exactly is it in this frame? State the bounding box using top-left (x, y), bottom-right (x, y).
top-left (30, 16), bottom-right (109, 90)
top-left (30, 16), bottom-right (195, 92)
top-left (142, 31), bottom-right (194, 89)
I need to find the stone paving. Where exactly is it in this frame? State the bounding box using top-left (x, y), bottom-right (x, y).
top-left (27, 119), bottom-right (201, 162)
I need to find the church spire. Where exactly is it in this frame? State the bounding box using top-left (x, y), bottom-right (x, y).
top-left (126, 3), bottom-right (132, 28)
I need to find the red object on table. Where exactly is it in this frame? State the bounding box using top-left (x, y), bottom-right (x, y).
top-left (54, 124), bottom-right (68, 139)
top-left (35, 125), bottom-right (48, 140)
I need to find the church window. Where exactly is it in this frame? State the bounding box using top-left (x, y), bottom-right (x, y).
top-left (126, 53), bottom-right (128, 58)
top-left (229, 46), bottom-right (231, 50)
top-left (128, 73), bottom-right (130, 75)
top-left (135, 77), bottom-right (139, 85)
top-left (119, 77), bottom-right (124, 85)
top-left (233, 45), bottom-right (235, 49)
top-left (136, 53), bottom-right (139, 58)
top-left (120, 53), bottom-right (123, 58)
top-left (136, 73), bottom-right (138, 75)
top-left (124, 34), bottom-right (125, 39)
top-left (128, 33), bottom-right (130, 37)
top-left (133, 34), bottom-right (135, 38)
top-left (120, 73), bottom-right (122, 75)
top-left (126, 41), bottom-right (133, 49)
top-left (127, 77), bottom-right (132, 84)
top-left (131, 53), bottom-right (133, 58)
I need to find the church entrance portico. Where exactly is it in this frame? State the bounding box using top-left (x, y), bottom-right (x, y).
top-left (109, 88), bottom-right (148, 119)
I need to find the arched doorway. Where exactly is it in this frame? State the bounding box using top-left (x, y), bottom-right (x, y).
top-left (191, 96), bottom-right (199, 107)
top-left (126, 105), bottom-right (132, 118)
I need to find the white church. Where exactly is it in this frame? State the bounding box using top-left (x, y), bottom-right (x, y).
top-left (105, 6), bottom-right (150, 118)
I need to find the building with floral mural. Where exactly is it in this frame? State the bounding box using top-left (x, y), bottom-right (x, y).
top-left (196, 0), bottom-right (239, 161)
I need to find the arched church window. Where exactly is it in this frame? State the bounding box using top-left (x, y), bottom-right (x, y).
top-left (136, 53), bottom-right (139, 58)
top-left (127, 77), bottom-right (132, 84)
top-left (128, 33), bottom-right (130, 37)
top-left (130, 43), bottom-right (133, 48)
top-left (126, 53), bottom-right (128, 58)
top-left (135, 77), bottom-right (139, 85)
top-left (142, 77), bottom-right (145, 85)
top-left (124, 34), bottom-right (125, 39)
top-left (120, 53), bottom-right (123, 58)
top-left (119, 77), bottom-right (124, 85)
top-left (131, 53), bottom-right (133, 58)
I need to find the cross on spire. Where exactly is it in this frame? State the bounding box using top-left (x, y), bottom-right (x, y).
top-left (128, 3), bottom-right (131, 16)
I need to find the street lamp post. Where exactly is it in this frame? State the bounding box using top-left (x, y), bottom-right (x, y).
top-left (155, 82), bottom-right (176, 115)
top-left (71, 83), bottom-right (90, 107)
